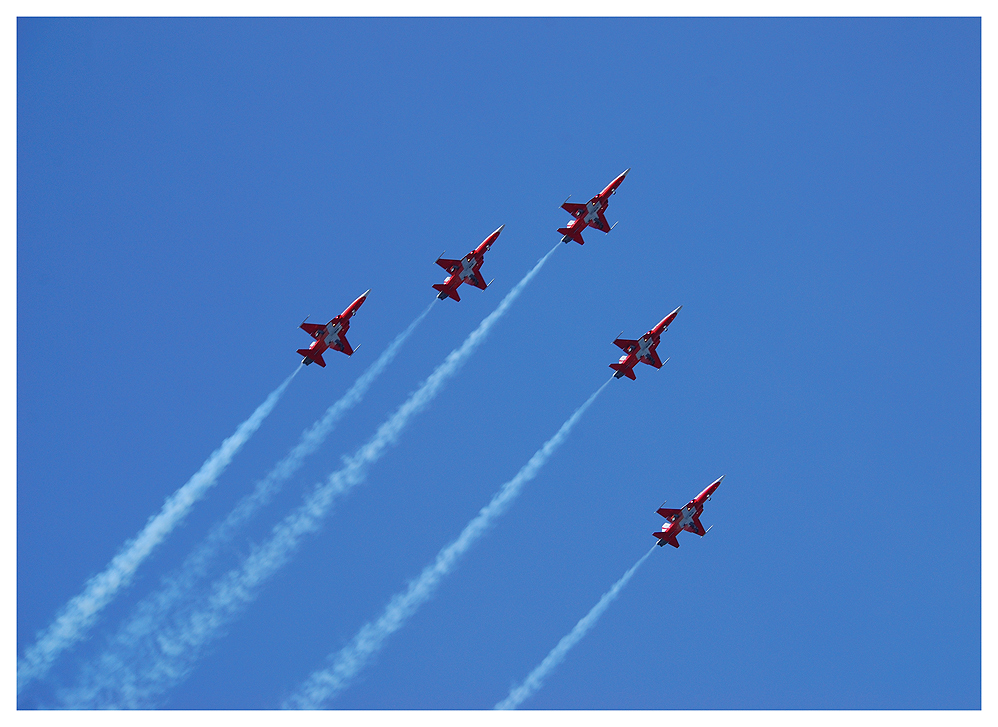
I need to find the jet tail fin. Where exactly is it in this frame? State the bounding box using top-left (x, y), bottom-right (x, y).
top-left (297, 348), bottom-right (326, 367)
top-left (432, 283), bottom-right (460, 302)
top-left (609, 363), bottom-right (636, 380)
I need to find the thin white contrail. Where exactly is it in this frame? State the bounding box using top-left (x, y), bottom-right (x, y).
top-left (284, 376), bottom-right (612, 709)
top-left (58, 301), bottom-right (435, 708)
top-left (495, 545), bottom-right (657, 710)
top-left (78, 241), bottom-right (562, 708)
top-left (17, 368), bottom-right (299, 695)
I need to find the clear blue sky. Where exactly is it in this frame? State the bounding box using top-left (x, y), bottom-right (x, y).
top-left (17, 17), bottom-right (980, 709)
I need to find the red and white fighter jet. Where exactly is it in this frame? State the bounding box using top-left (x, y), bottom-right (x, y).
top-left (432, 225), bottom-right (503, 302)
top-left (296, 289), bottom-right (370, 367)
top-left (653, 476), bottom-right (724, 548)
top-left (610, 305), bottom-right (682, 380)
top-left (558, 168), bottom-right (630, 245)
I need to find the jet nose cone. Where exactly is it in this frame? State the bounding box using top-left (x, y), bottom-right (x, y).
top-left (497, 224), bottom-right (505, 232)
top-left (361, 289), bottom-right (371, 298)
top-left (621, 168), bottom-right (631, 177)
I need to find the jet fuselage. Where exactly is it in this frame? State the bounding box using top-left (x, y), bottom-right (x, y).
top-left (610, 305), bottom-right (682, 380)
top-left (433, 225), bottom-right (503, 301)
top-left (653, 476), bottom-right (723, 548)
top-left (559, 169), bottom-right (629, 244)
top-left (297, 289), bottom-right (369, 366)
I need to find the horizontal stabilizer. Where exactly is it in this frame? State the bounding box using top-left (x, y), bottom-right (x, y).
top-left (297, 348), bottom-right (326, 367)
top-left (432, 283), bottom-right (460, 302)
top-left (653, 532), bottom-right (680, 548)
top-left (558, 227), bottom-right (585, 245)
top-left (609, 363), bottom-right (636, 380)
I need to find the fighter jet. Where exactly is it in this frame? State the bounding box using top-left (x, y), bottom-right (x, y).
top-left (296, 289), bottom-right (370, 367)
top-left (654, 476), bottom-right (724, 548)
top-left (610, 305), bottom-right (682, 380)
top-left (432, 225), bottom-right (503, 302)
top-left (558, 168), bottom-right (630, 244)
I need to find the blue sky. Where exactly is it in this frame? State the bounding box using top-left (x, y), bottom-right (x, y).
top-left (17, 17), bottom-right (980, 709)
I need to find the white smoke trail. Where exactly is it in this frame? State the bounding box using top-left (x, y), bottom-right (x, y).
top-left (284, 376), bottom-right (612, 709)
top-left (59, 301), bottom-right (435, 708)
top-left (495, 545), bottom-right (657, 710)
top-left (79, 241), bottom-right (561, 708)
top-left (17, 369), bottom-right (299, 694)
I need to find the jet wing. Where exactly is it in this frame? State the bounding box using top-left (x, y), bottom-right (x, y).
top-left (686, 516), bottom-right (707, 536)
top-left (656, 507), bottom-right (683, 521)
top-left (330, 334), bottom-right (354, 357)
top-left (562, 202), bottom-right (587, 217)
top-left (613, 338), bottom-right (639, 353)
top-left (591, 210), bottom-right (611, 232)
top-left (641, 348), bottom-right (664, 369)
top-left (300, 322), bottom-right (326, 338)
top-left (467, 269), bottom-right (489, 290)
top-left (435, 258), bottom-right (461, 273)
